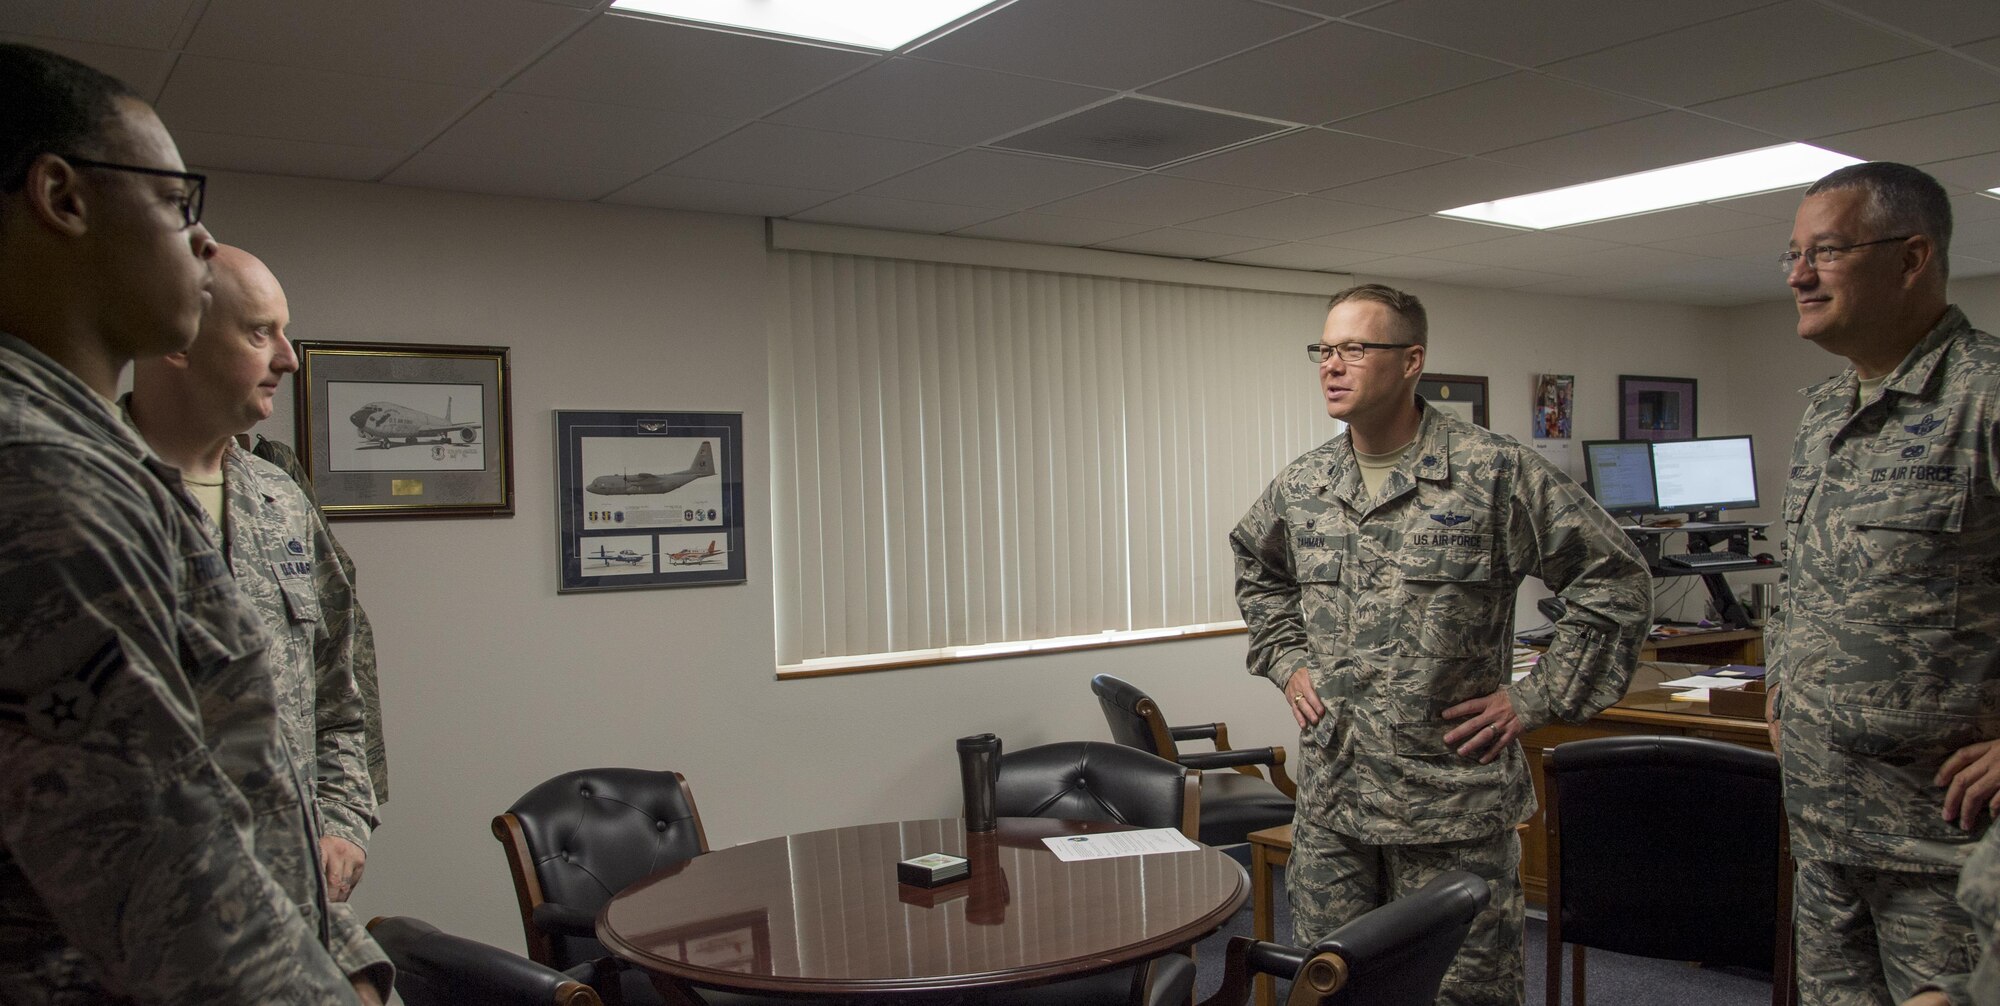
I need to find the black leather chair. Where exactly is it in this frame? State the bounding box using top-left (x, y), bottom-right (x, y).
top-left (1196, 869), bottom-right (1489, 1006)
top-left (1092, 673), bottom-right (1296, 847)
top-left (1544, 736), bottom-right (1793, 1006)
top-left (985, 739), bottom-right (1208, 1006)
top-left (368, 915), bottom-right (605, 1006)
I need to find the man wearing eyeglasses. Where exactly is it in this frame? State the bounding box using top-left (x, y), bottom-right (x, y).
top-left (1771, 162), bottom-right (1999, 1006)
top-left (0, 44), bottom-right (380, 1004)
top-left (1232, 284), bottom-right (1650, 1006)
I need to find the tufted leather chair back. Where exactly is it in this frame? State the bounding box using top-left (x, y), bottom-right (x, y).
top-left (1091, 674), bottom-right (1178, 758)
top-left (369, 916), bottom-right (603, 1006)
top-left (495, 768), bottom-right (708, 970)
top-left (993, 741), bottom-right (1196, 838)
top-left (1545, 735), bottom-right (1788, 992)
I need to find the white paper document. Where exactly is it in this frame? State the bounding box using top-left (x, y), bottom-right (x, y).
top-left (1657, 674), bottom-right (1754, 691)
top-left (1042, 827), bottom-right (1200, 862)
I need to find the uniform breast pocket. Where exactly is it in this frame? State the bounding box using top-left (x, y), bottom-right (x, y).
top-left (278, 579), bottom-right (322, 628)
top-left (1846, 485), bottom-right (1965, 628)
top-left (1782, 479), bottom-right (1815, 527)
top-left (1398, 546), bottom-right (1496, 657)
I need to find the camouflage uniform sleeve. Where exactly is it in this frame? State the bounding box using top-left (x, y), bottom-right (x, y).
top-left (1232, 476), bottom-right (1308, 690)
top-left (1502, 448), bottom-right (1652, 732)
top-left (0, 446), bottom-right (357, 1005)
top-left (306, 501), bottom-right (376, 847)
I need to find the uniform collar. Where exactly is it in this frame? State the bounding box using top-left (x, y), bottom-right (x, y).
top-left (1801, 304), bottom-right (1970, 408)
top-left (0, 333), bottom-right (157, 464)
top-left (1319, 397), bottom-right (1452, 507)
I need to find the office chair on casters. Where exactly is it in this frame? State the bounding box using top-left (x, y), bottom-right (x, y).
top-left (1197, 869), bottom-right (1489, 1006)
top-left (368, 915), bottom-right (605, 1006)
top-left (985, 739), bottom-right (1210, 1006)
top-left (1091, 673), bottom-right (1296, 847)
top-left (1544, 735), bottom-right (1794, 1006)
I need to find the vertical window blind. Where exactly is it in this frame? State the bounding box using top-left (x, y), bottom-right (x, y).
top-left (769, 250), bottom-right (1332, 671)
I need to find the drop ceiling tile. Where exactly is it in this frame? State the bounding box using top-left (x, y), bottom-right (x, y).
top-left (952, 212), bottom-right (1154, 246)
top-left (1143, 22), bottom-right (1513, 126)
top-left (1181, 196), bottom-right (1413, 241)
top-left (0, 0), bottom-right (196, 49)
top-left (1964, 36), bottom-right (2000, 66)
top-left (1311, 215), bottom-right (1524, 254)
top-left (1415, 231), bottom-right (1623, 267)
top-left (185, 0), bottom-right (586, 88)
top-left (1031, 175), bottom-right (1287, 226)
top-left (864, 150), bottom-right (1134, 210)
top-left (506, 15), bottom-right (875, 119)
top-left (792, 195), bottom-right (1002, 233)
top-left (157, 56), bottom-right (483, 149)
top-left (1543, 1), bottom-right (1924, 107)
top-left (1556, 204), bottom-right (1779, 244)
top-left (606, 174), bottom-right (838, 217)
top-left (385, 151), bottom-right (637, 202)
top-left (1953, 251), bottom-right (2000, 278)
top-left (1516, 275), bottom-right (1668, 298)
top-left (1346, 256), bottom-right (1477, 280)
top-left (1212, 243), bottom-right (1379, 271)
top-left (1921, 151), bottom-right (2000, 191)
top-left (1707, 186), bottom-right (1813, 220)
top-left (426, 93), bottom-right (737, 177)
top-left (1645, 221), bottom-right (1793, 259)
top-left (768, 58), bottom-right (1111, 147)
top-left (1823, 0), bottom-right (2000, 45)
top-left (990, 97), bottom-right (1286, 168)
top-left (1092, 228), bottom-right (1281, 258)
top-left (1482, 112), bottom-right (1779, 181)
top-left (1695, 53), bottom-right (2000, 139)
top-left (1163, 127), bottom-right (1456, 192)
top-left (1347, 0), bottom-right (1770, 67)
top-left (1445, 265), bottom-right (1569, 289)
top-left (177, 129), bottom-right (406, 181)
top-left (1315, 158), bottom-right (1571, 213)
top-left (1952, 215), bottom-right (2000, 248)
top-left (0, 33), bottom-right (177, 101)
top-left (1953, 192), bottom-right (2000, 222)
top-left (1818, 102), bottom-right (2000, 164)
top-left (659, 123), bottom-right (952, 192)
top-left (913, 0), bottom-right (1316, 90)
top-left (1333, 72), bottom-right (1659, 156)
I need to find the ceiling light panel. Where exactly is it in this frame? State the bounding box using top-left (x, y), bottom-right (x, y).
top-left (1437, 143), bottom-right (1863, 230)
top-left (606, 0), bottom-right (1007, 50)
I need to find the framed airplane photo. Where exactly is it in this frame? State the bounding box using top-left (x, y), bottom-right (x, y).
top-left (293, 341), bottom-right (514, 519)
top-left (553, 409), bottom-right (747, 593)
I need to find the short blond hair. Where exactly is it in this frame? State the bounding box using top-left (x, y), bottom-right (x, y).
top-left (1327, 283), bottom-right (1427, 347)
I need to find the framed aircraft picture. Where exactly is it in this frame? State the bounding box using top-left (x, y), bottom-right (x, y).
top-left (293, 341), bottom-right (514, 519)
top-left (553, 409), bottom-right (747, 593)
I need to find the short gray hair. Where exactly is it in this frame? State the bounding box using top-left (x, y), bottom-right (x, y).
top-left (1805, 161), bottom-right (1952, 277)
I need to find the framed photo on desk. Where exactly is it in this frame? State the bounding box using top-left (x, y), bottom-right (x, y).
top-left (1619, 375), bottom-right (1697, 441)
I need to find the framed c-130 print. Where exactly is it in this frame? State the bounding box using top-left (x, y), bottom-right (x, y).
top-left (554, 409), bottom-right (746, 593)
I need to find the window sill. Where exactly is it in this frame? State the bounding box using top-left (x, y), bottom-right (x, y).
top-left (776, 621), bottom-right (1248, 680)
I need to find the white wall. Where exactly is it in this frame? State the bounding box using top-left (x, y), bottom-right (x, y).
top-left (204, 171), bottom-right (1775, 953)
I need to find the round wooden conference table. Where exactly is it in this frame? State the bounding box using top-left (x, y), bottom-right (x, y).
top-left (596, 816), bottom-right (1249, 1002)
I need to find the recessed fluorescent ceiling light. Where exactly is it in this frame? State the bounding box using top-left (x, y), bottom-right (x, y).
top-left (1437, 143), bottom-right (1864, 230)
top-left (608, 0), bottom-right (1003, 50)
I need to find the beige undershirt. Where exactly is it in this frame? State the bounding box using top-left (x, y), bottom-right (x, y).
top-left (1355, 439), bottom-right (1418, 499)
top-left (1857, 373), bottom-right (1889, 408)
top-left (182, 473), bottom-right (225, 527)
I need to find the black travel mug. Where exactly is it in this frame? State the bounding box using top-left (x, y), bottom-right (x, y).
top-left (956, 733), bottom-right (1001, 834)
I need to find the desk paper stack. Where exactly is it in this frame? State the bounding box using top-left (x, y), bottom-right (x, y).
top-left (1043, 828), bottom-right (1198, 862)
top-left (1657, 672), bottom-right (1757, 703)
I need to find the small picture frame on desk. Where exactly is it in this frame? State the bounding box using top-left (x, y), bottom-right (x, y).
top-left (1619, 375), bottom-right (1697, 441)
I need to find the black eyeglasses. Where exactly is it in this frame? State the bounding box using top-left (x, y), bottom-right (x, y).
top-left (64, 156), bottom-right (206, 229)
top-left (1778, 235), bottom-right (1911, 274)
top-left (1306, 341), bottom-right (1413, 364)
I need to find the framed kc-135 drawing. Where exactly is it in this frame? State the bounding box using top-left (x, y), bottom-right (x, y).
top-left (293, 341), bottom-right (514, 520)
top-left (554, 409), bottom-right (746, 593)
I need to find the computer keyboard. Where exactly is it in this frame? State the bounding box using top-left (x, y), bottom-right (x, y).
top-left (1663, 551), bottom-right (1754, 569)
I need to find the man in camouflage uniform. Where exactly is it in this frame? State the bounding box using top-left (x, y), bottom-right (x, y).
top-left (1232, 283), bottom-right (1651, 1006)
top-left (1771, 162), bottom-right (2000, 1006)
top-left (128, 244), bottom-right (384, 921)
top-left (0, 45), bottom-right (381, 1003)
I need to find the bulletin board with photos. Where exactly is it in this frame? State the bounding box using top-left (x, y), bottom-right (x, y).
top-left (554, 410), bottom-right (746, 593)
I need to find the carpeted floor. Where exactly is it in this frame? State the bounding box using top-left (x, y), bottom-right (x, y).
top-left (1192, 870), bottom-right (1774, 1005)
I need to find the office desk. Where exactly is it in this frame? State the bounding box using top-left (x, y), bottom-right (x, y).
top-left (1519, 661), bottom-right (1772, 905)
top-left (1529, 627), bottom-right (1763, 668)
top-left (598, 817), bottom-right (1248, 1002)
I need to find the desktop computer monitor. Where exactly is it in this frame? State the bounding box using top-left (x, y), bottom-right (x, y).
top-left (1651, 435), bottom-right (1759, 514)
top-left (1582, 440), bottom-right (1657, 516)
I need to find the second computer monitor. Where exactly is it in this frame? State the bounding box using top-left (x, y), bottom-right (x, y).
top-left (1651, 435), bottom-right (1759, 513)
top-left (1582, 440), bottom-right (1657, 515)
